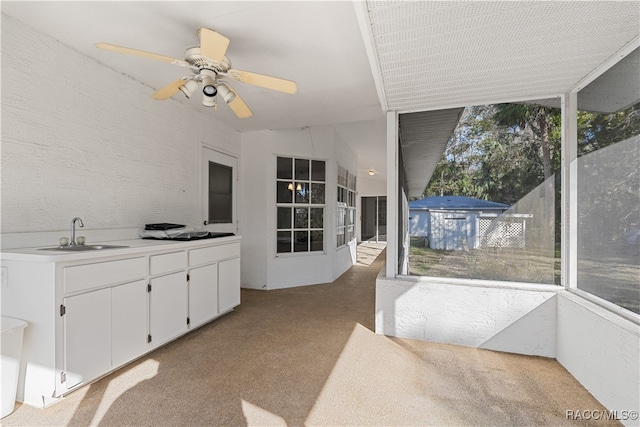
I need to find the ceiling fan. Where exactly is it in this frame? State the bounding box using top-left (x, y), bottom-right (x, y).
top-left (96, 28), bottom-right (297, 118)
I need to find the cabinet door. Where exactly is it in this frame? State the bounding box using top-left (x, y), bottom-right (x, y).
top-left (63, 288), bottom-right (111, 389)
top-left (112, 280), bottom-right (148, 367)
top-left (218, 257), bottom-right (241, 313)
top-left (189, 263), bottom-right (218, 328)
top-left (150, 272), bottom-right (188, 347)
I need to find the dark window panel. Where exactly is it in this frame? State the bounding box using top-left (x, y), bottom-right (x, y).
top-left (310, 208), bottom-right (324, 228)
top-left (277, 157), bottom-right (293, 179)
top-left (277, 231), bottom-right (292, 253)
top-left (311, 230), bottom-right (323, 251)
top-left (294, 231), bottom-right (309, 252)
top-left (277, 207), bottom-right (292, 229)
top-left (295, 158), bottom-right (310, 181)
top-left (310, 183), bottom-right (325, 204)
top-left (311, 160), bottom-right (326, 181)
top-left (295, 182), bottom-right (309, 204)
top-left (294, 208), bottom-right (309, 228)
top-left (208, 162), bottom-right (232, 223)
top-left (277, 181), bottom-right (293, 204)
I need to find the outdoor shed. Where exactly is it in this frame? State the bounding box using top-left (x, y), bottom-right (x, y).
top-left (409, 195), bottom-right (522, 250)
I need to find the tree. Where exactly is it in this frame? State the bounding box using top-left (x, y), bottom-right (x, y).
top-left (492, 103), bottom-right (560, 180)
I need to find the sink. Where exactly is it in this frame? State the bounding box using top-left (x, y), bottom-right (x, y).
top-left (39, 244), bottom-right (130, 252)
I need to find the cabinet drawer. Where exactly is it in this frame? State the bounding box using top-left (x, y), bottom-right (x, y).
top-left (150, 251), bottom-right (187, 276)
top-left (64, 257), bottom-right (146, 294)
top-left (189, 242), bottom-right (240, 267)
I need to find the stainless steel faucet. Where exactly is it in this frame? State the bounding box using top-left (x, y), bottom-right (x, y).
top-left (70, 217), bottom-right (84, 246)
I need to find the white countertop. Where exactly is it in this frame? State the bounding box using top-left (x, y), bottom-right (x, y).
top-left (0, 235), bottom-right (241, 263)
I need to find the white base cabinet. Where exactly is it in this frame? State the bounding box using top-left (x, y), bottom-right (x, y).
top-left (0, 236), bottom-right (241, 408)
top-left (189, 263), bottom-right (218, 328)
top-left (112, 280), bottom-right (149, 367)
top-left (150, 272), bottom-right (188, 347)
top-left (63, 287), bottom-right (111, 389)
top-left (219, 257), bottom-right (241, 313)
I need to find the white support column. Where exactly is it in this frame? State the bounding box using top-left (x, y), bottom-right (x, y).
top-left (561, 92), bottom-right (578, 289)
top-left (386, 111), bottom-right (398, 278)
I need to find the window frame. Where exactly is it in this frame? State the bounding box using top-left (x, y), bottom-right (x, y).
top-left (275, 156), bottom-right (326, 255)
top-left (563, 42), bottom-right (640, 324)
top-left (337, 164), bottom-right (357, 248)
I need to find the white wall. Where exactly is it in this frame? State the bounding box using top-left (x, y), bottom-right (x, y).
top-left (1, 14), bottom-right (239, 237)
top-left (557, 292), bottom-right (640, 427)
top-left (376, 276), bottom-right (559, 357)
top-left (240, 126), bottom-right (357, 289)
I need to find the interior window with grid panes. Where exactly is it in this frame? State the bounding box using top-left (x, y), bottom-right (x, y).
top-left (337, 164), bottom-right (357, 247)
top-left (277, 157), bottom-right (325, 253)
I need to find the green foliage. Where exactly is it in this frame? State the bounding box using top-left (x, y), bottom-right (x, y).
top-left (424, 103), bottom-right (561, 204)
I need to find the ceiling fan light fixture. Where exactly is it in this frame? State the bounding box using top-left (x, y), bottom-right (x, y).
top-left (178, 79), bottom-right (199, 98)
top-left (202, 76), bottom-right (217, 98)
top-left (202, 93), bottom-right (217, 107)
top-left (217, 83), bottom-right (236, 104)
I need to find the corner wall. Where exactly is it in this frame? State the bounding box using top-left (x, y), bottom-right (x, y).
top-left (1, 14), bottom-right (239, 235)
top-left (376, 276), bottom-right (559, 357)
top-left (240, 126), bottom-right (358, 289)
top-left (557, 292), bottom-right (640, 426)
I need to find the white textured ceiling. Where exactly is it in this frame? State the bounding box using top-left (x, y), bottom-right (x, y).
top-left (358, 0), bottom-right (639, 195)
top-left (362, 1), bottom-right (640, 113)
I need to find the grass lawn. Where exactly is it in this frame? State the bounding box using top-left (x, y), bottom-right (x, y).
top-left (408, 237), bottom-right (639, 314)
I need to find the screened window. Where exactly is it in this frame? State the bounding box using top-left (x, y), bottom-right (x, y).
top-left (408, 103), bottom-right (560, 284)
top-left (575, 47), bottom-right (639, 315)
top-left (276, 157), bottom-right (326, 253)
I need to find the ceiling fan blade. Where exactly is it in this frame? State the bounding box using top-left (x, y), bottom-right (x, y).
top-left (96, 42), bottom-right (190, 67)
top-left (227, 87), bottom-right (253, 118)
top-left (152, 78), bottom-right (186, 100)
top-left (198, 28), bottom-right (230, 62)
top-left (226, 69), bottom-right (297, 94)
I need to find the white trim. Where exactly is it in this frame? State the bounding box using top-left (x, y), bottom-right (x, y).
top-left (352, 0), bottom-right (388, 112)
top-left (569, 36), bottom-right (640, 93)
top-left (200, 146), bottom-right (238, 234)
top-left (385, 111), bottom-right (398, 277)
top-left (394, 274), bottom-right (561, 293)
top-left (394, 93), bottom-right (563, 115)
top-left (560, 92), bottom-right (578, 290)
top-left (563, 289), bottom-right (640, 328)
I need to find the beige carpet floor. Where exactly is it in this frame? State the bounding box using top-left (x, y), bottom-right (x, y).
top-left (2, 245), bottom-right (617, 426)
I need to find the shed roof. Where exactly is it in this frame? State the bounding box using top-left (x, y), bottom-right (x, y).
top-left (409, 196), bottom-right (510, 210)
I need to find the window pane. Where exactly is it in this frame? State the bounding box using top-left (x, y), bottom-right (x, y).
top-left (310, 208), bottom-right (324, 229)
top-left (295, 182), bottom-right (309, 203)
top-left (295, 159), bottom-right (309, 180)
top-left (208, 162), bottom-right (232, 224)
top-left (277, 181), bottom-right (293, 204)
top-left (311, 160), bottom-right (325, 181)
top-left (294, 208), bottom-right (308, 228)
top-left (277, 207), bottom-right (292, 229)
top-left (576, 48), bottom-right (640, 314)
top-left (277, 157), bottom-right (292, 179)
top-left (311, 231), bottom-right (323, 251)
top-left (294, 231), bottom-right (309, 252)
top-left (310, 183), bottom-right (325, 204)
top-left (277, 231), bottom-right (291, 253)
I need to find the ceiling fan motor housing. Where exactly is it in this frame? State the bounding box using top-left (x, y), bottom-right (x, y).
top-left (184, 47), bottom-right (231, 73)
